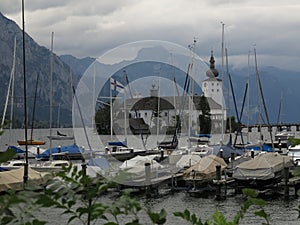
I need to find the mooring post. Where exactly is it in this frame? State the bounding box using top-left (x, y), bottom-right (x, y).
top-left (251, 150), bottom-right (254, 159)
top-left (284, 166), bottom-right (289, 199)
top-left (81, 157), bottom-right (87, 177)
top-left (160, 150), bottom-right (164, 161)
top-left (216, 165), bottom-right (222, 200)
top-left (230, 153), bottom-right (235, 166)
top-left (145, 162), bottom-right (151, 197)
top-left (37, 146), bottom-right (40, 155)
top-left (278, 139), bottom-right (282, 152)
top-left (219, 149), bottom-right (223, 159)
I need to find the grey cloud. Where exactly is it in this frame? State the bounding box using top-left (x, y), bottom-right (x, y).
top-left (1, 0), bottom-right (300, 71)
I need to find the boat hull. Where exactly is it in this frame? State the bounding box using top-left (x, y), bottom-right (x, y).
top-left (17, 140), bottom-right (46, 145)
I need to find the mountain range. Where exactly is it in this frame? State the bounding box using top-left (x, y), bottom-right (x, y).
top-left (0, 11), bottom-right (299, 128)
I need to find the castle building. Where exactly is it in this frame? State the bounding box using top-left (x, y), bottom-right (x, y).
top-left (202, 50), bottom-right (223, 106)
top-left (115, 52), bottom-right (226, 134)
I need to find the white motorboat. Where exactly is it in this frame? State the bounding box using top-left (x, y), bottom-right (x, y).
top-left (0, 159), bottom-right (70, 173)
top-left (288, 144), bottom-right (300, 165)
top-left (275, 129), bottom-right (294, 142)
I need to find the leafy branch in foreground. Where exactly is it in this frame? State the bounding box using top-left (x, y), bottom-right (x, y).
top-left (173, 188), bottom-right (270, 225)
top-left (0, 163), bottom-right (296, 225)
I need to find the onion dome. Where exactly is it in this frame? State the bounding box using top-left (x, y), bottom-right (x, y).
top-left (206, 50), bottom-right (219, 78)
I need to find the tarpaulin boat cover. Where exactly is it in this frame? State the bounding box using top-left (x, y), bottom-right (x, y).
top-left (183, 155), bottom-right (227, 180)
top-left (176, 154), bottom-right (201, 169)
top-left (120, 155), bottom-right (163, 175)
top-left (232, 153), bottom-right (293, 180)
top-left (36, 144), bottom-right (81, 160)
top-left (0, 167), bottom-right (49, 192)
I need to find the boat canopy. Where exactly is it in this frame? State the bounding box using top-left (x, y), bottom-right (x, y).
top-left (183, 155), bottom-right (227, 180)
top-left (36, 144), bottom-right (82, 160)
top-left (108, 140), bottom-right (127, 147)
top-left (233, 153), bottom-right (293, 180)
top-left (176, 154), bottom-right (201, 169)
top-left (0, 167), bottom-right (48, 192)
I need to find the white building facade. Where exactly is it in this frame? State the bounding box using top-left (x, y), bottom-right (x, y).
top-left (124, 51), bottom-right (226, 134)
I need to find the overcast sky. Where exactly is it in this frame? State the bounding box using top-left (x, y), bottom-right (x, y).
top-left (1, 0), bottom-right (300, 71)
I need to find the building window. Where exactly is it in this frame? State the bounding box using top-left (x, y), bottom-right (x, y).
top-left (212, 83), bottom-right (214, 86)
top-left (165, 112), bottom-right (168, 117)
top-left (217, 89), bottom-right (219, 92)
top-left (212, 89), bottom-right (214, 92)
top-left (145, 112), bottom-right (147, 117)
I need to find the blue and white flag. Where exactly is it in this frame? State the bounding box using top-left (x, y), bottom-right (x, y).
top-left (110, 78), bottom-right (124, 93)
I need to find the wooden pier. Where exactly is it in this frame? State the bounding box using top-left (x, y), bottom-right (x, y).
top-left (240, 122), bottom-right (300, 132)
top-left (116, 163), bottom-right (300, 199)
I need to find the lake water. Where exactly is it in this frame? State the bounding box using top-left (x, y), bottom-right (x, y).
top-left (1, 128), bottom-right (300, 224)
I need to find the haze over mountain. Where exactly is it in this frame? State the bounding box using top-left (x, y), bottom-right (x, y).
top-left (1, 12), bottom-right (300, 128)
top-left (0, 12), bottom-right (77, 128)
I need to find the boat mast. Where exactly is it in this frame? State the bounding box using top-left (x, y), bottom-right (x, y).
top-left (156, 79), bottom-right (160, 144)
top-left (22, 0), bottom-right (29, 184)
top-left (92, 64), bottom-right (96, 132)
top-left (124, 86), bottom-right (127, 142)
top-left (124, 71), bottom-right (146, 149)
top-left (254, 48), bottom-right (274, 149)
top-left (9, 37), bottom-right (16, 145)
top-left (57, 103), bottom-right (61, 128)
top-left (221, 22), bottom-right (225, 142)
top-left (49, 32), bottom-right (54, 159)
top-left (1, 36), bottom-right (16, 131)
top-left (247, 50), bottom-right (251, 143)
top-left (110, 78), bottom-right (113, 139)
top-left (225, 47), bottom-right (231, 134)
top-left (188, 38), bottom-right (196, 146)
top-left (30, 73), bottom-right (40, 141)
top-left (276, 91), bottom-right (283, 126)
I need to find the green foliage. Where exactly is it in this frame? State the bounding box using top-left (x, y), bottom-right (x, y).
top-left (0, 164), bottom-right (168, 225)
top-left (174, 209), bottom-right (207, 225)
top-left (226, 116), bottom-right (239, 132)
top-left (0, 189), bottom-right (47, 225)
top-left (174, 188), bottom-right (270, 225)
top-left (198, 95), bottom-right (211, 134)
top-left (296, 204), bottom-right (300, 219)
top-left (288, 138), bottom-right (300, 147)
top-left (0, 148), bottom-right (16, 163)
top-left (0, 120), bottom-right (10, 135)
top-left (0, 165), bottom-right (297, 225)
top-left (147, 208), bottom-right (167, 225)
top-left (95, 103), bottom-right (111, 134)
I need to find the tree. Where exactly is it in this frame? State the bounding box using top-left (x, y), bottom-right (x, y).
top-left (226, 116), bottom-right (239, 133)
top-left (95, 103), bottom-right (111, 134)
top-left (198, 95), bottom-right (211, 134)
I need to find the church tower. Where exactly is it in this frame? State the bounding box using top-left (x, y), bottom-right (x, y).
top-left (202, 50), bottom-right (223, 106)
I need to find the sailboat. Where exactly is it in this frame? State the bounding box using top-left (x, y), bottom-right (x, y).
top-left (158, 63), bottom-right (193, 150)
top-left (274, 92), bottom-right (294, 142)
top-left (47, 130), bottom-right (74, 140)
top-left (17, 139), bottom-right (45, 145)
top-left (17, 72), bottom-right (46, 146)
top-left (1, 37), bottom-right (16, 133)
